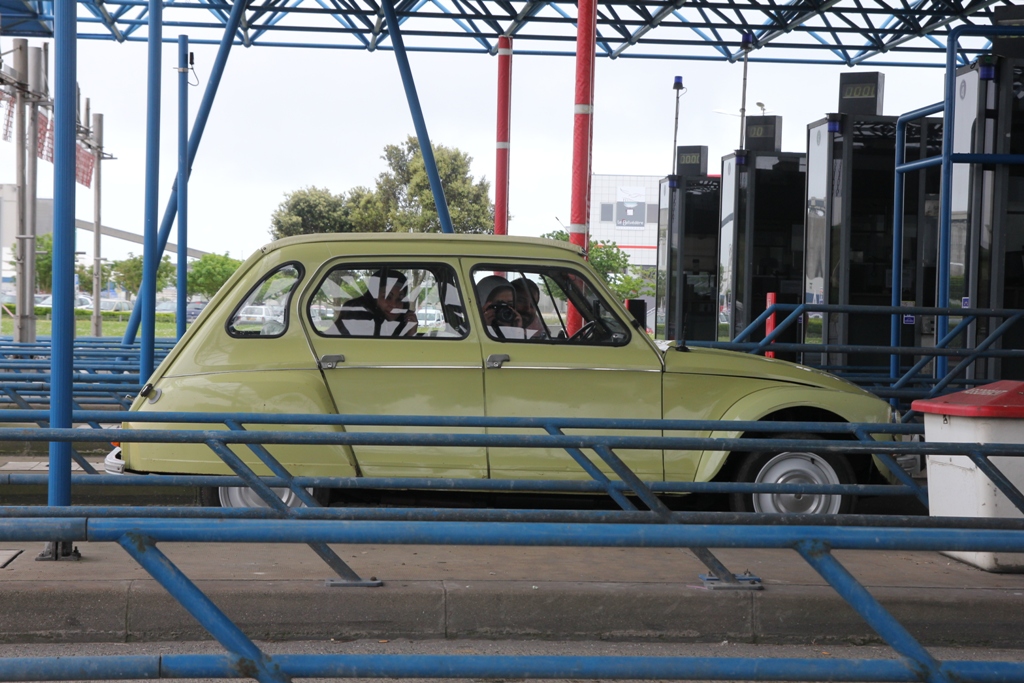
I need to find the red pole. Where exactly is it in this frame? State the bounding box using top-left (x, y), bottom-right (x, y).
top-left (568, 0), bottom-right (596, 332)
top-left (494, 36), bottom-right (512, 236)
top-left (765, 291), bottom-right (777, 359)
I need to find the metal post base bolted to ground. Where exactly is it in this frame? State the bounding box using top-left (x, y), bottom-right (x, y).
top-left (35, 540), bottom-right (80, 561)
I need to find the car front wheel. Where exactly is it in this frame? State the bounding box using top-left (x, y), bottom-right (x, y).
top-left (729, 436), bottom-right (855, 514)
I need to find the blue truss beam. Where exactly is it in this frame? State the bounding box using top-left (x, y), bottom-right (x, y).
top-left (0, 0), bottom-right (1010, 66)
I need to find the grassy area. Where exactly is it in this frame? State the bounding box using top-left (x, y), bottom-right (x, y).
top-left (0, 317), bottom-right (181, 338)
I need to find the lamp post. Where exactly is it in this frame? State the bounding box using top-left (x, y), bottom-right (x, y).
top-left (738, 32), bottom-right (754, 149)
top-left (671, 75), bottom-right (685, 174)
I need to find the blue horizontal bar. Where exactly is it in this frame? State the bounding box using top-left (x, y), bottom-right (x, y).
top-left (16, 504), bottom-right (1011, 527)
top-left (2, 411), bottom-right (923, 437)
top-left (0, 472), bottom-right (911, 497)
top-left (58, 518), bottom-right (1024, 551)
top-left (0, 428), bottom-right (971, 457)
top-left (896, 156), bottom-right (943, 173)
top-left (6, 652), bottom-right (1022, 681)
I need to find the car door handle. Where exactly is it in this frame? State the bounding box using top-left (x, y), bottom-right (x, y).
top-left (486, 353), bottom-right (510, 369)
top-left (318, 354), bottom-right (346, 370)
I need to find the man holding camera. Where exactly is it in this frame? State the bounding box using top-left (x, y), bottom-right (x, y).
top-left (476, 275), bottom-right (526, 340)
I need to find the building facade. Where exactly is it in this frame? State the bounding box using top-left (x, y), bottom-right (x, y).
top-left (587, 174), bottom-right (661, 268)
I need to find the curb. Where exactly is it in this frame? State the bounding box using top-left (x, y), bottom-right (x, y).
top-left (2, 579), bottom-right (1023, 646)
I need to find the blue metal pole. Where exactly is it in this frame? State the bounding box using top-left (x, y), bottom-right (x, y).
top-left (139, 0), bottom-right (163, 382)
top-left (116, 533), bottom-right (291, 683)
top-left (176, 35), bottom-right (188, 341)
top-left (122, 1), bottom-right (248, 345)
top-left (796, 540), bottom-right (951, 682)
top-left (379, 0), bottom-right (455, 234)
top-left (937, 30), bottom-right (959, 380)
top-left (48, 0), bottom-right (77, 508)
top-left (890, 102), bottom-right (944, 403)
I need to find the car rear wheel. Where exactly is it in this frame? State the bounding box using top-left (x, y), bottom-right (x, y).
top-left (729, 434), bottom-right (856, 514)
top-left (199, 486), bottom-right (329, 508)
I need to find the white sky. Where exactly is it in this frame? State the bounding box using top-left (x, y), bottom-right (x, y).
top-left (0, 36), bottom-right (947, 264)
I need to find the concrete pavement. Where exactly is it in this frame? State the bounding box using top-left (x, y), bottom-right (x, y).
top-left (2, 455), bottom-right (1022, 648)
top-left (2, 536), bottom-right (1024, 647)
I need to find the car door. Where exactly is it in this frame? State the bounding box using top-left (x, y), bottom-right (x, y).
top-left (467, 260), bottom-right (664, 482)
top-left (301, 258), bottom-right (488, 479)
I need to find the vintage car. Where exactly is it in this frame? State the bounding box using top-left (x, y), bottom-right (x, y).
top-left (115, 233), bottom-right (897, 512)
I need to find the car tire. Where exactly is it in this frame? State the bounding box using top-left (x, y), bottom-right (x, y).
top-left (729, 433), bottom-right (856, 514)
top-left (198, 486), bottom-right (330, 508)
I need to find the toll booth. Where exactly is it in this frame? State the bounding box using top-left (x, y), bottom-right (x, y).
top-left (802, 72), bottom-right (935, 368)
top-left (654, 146), bottom-right (720, 341)
top-left (717, 116), bottom-right (806, 351)
top-left (949, 47), bottom-right (1024, 379)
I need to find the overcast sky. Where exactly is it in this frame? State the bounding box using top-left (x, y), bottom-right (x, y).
top-left (0, 34), bottom-right (947, 264)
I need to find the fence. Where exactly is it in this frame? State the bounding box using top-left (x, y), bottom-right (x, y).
top-left (696, 303), bottom-right (1024, 415)
top-left (2, 411), bottom-right (1024, 681)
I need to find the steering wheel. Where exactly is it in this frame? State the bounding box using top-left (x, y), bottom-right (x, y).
top-left (567, 320), bottom-right (599, 343)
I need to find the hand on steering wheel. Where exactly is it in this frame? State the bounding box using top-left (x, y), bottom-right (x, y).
top-left (568, 320), bottom-right (598, 343)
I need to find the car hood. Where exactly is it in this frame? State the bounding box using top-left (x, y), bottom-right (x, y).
top-left (659, 344), bottom-right (871, 396)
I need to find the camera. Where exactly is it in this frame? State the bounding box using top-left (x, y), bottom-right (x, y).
top-left (491, 301), bottom-right (518, 326)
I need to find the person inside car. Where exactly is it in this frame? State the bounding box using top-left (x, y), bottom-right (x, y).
top-left (335, 268), bottom-right (418, 337)
top-left (511, 277), bottom-right (549, 340)
top-left (476, 275), bottom-right (525, 340)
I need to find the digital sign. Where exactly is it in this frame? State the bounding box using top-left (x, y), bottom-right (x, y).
top-left (837, 72), bottom-right (884, 115)
top-left (841, 83), bottom-right (876, 99)
top-left (744, 116), bottom-right (782, 152)
top-left (675, 145), bottom-right (708, 177)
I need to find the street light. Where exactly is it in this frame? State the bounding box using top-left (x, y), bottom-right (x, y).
top-left (671, 75), bottom-right (686, 174)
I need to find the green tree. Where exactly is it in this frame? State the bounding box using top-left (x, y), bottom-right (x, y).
top-left (373, 136), bottom-right (492, 233)
top-left (269, 186), bottom-right (354, 240)
top-left (539, 229), bottom-right (637, 299)
top-left (269, 137), bottom-right (494, 239)
top-left (77, 261), bottom-right (115, 294)
top-left (8, 233), bottom-right (54, 292)
top-left (187, 252), bottom-right (242, 300)
top-left (110, 253), bottom-right (176, 301)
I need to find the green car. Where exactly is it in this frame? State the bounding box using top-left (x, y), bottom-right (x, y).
top-left (116, 233), bottom-right (896, 512)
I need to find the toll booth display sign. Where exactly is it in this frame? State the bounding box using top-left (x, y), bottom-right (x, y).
top-left (838, 72), bottom-right (884, 116)
top-left (676, 145), bottom-right (708, 177)
top-left (745, 116), bottom-right (783, 152)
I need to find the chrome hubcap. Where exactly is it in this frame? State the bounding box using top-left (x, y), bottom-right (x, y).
top-left (752, 451), bottom-right (842, 514)
top-left (218, 486), bottom-right (307, 509)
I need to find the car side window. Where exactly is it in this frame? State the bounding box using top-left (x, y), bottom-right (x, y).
top-left (471, 265), bottom-right (630, 346)
top-left (226, 263), bottom-right (303, 338)
top-left (310, 264), bottom-right (469, 339)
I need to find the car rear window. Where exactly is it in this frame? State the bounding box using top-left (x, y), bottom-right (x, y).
top-left (227, 263), bottom-right (303, 338)
top-left (309, 263), bottom-right (468, 339)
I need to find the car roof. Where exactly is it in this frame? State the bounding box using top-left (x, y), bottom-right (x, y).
top-left (260, 233), bottom-right (585, 259)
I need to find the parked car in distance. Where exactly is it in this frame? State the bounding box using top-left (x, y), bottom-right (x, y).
top-left (233, 304), bottom-right (284, 328)
top-left (155, 301), bottom-right (177, 314)
top-left (100, 299), bottom-right (133, 313)
top-left (116, 233), bottom-right (897, 512)
top-left (416, 306), bottom-right (444, 327)
top-left (186, 301), bottom-right (207, 323)
top-left (37, 294), bottom-right (93, 309)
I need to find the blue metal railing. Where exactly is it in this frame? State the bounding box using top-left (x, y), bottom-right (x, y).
top-left (703, 302), bottom-right (1024, 411)
top-left (2, 412), bottom-right (1024, 681)
top-left (0, 337), bottom-right (172, 409)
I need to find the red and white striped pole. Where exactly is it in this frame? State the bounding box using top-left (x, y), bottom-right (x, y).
top-left (568, 0), bottom-right (597, 332)
top-left (494, 36), bottom-right (512, 236)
